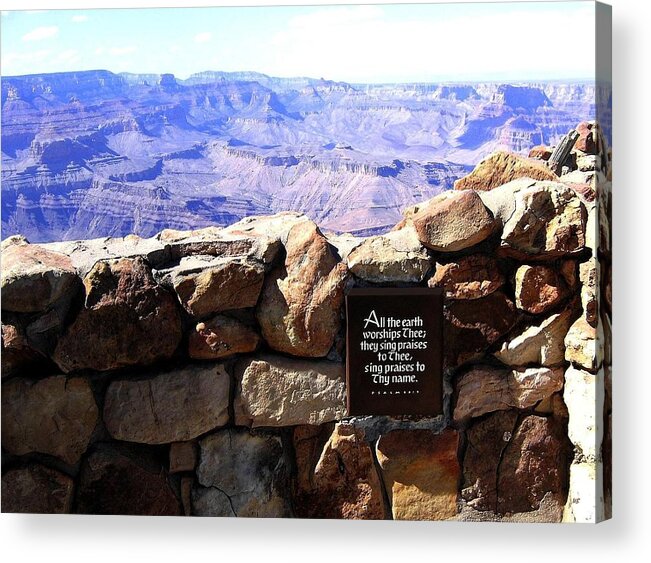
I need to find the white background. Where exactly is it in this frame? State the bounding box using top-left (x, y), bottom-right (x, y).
top-left (1, 0), bottom-right (649, 561)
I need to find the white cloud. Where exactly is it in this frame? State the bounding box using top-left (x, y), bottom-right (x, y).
top-left (2, 49), bottom-right (51, 74)
top-left (72, 15), bottom-right (88, 23)
top-left (108, 46), bottom-right (136, 56)
top-left (22, 26), bottom-right (59, 42)
top-left (56, 49), bottom-right (81, 64)
top-left (194, 32), bottom-right (212, 44)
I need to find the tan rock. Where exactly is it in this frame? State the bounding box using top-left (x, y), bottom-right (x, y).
top-left (1, 464), bottom-right (74, 514)
top-left (528, 145), bottom-right (553, 161)
top-left (169, 442), bottom-right (198, 473)
top-left (579, 259), bottom-right (599, 326)
top-left (564, 366), bottom-right (604, 459)
top-left (454, 365), bottom-right (564, 422)
top-left (234, 355), bottom-right (346, 427)
top-left (189, 316), bottom-right (261, 360)
top-left (429, 254), bottom-right (504, 299)
top-left (194, 429), bottom-right (291, 517)
top-left (104, 363), bottom-right (230, 444)
top-left (563, 461), bottom-right (605, 523)
top-left (564, 316), bottom-right (602, 371)
top-left (454, 151), bottom-right (557, 191)
top-left (1, 240), bottom-right (79, 313)
top-left (257, 221), bottom-right (348, 357)
top-left (1, 376), bottom-right (98, 465)
top-left (410, 190), bottom-right (497, 252)
top-left (501, 182), bottom-right (587, 258)
top-left (494, 307), bottom-right (575, 367)
top-left (164, 255), bottom-right (265, 318)
top-left (514, 264), bottom-right (571, 314)
top-left (53, 257), bottom-right (182, 372)
top-left (376, 429), bottom-right (460, 521)
top-left (347, 226), bottom-right (431, 283)
top-left (293, 423), bottom-right (386, 519)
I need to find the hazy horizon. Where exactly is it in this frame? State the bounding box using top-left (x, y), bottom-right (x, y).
top-left (1, 3), bottom-right (596, 83)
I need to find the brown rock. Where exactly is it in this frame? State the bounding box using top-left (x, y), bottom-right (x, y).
top-left (514, 264), bottom-right (571, 314)
top-left (494, 307), bottom-right (576, 367)
top-left (234, 355), bottom-right (346, 427)
top-left (189, 316), bottom-right (261, 360)
top-left (1, 322), bottom-right (42, 378)
top-left (76, 444), bottom-right (181, 515)
top-left (528, 145), bottom-right (553, 161)
top-left (166, 256), bottom-right (265, 318)
top-left (346, 226), bottom-right (431, 283)
top-left (2, 375), bottom-right (98, 465)
top-left (564, 316), bottom-right (601, 371)
top-left (462, 410), bottom-right (519, 512)
top-left (444, 291), bottom-right (518, 366)
top-left (579, 259), bottom-right (599, 326)
top-left (1, 240), bottom-right (79, 313)
top-left (410, 190), bottom-right (497, 252)
top-left (429, 255), bottom-right (504, 300)
top-left (501, 182), bottom-right (586, 258)
top-left (454, 365), bottom-right (565, 422)
top-left (104, 363), bottom-right (230, 445)
top-left (454, 151), bottom-right (557, 192)
top-left (575, 121), bottom-right (597, 154)
top-left (193, 429), bottom-right (291, 517)
top-left (1, 464), bottom-right (74, 514)
top-left (376, 429), bottom-right (460, 521)
top-left (497, 415), bottom-right (569, 514)
top-left (293, 423), bottom-right (386, 519)
top-left (169, 442), bottom-right (197, 473)
top-left (53, 257), bottom-right (182, 373)
top-left (257, 221), bottom-right (348, 357)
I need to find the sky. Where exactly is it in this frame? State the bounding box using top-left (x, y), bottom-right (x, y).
top-left (0, 2), bottom-right (596, 83)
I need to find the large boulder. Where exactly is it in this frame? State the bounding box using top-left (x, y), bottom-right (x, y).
top-left (408, 190), bottom-right (497, 252)
top-left (2, 375), bottom-right (98, 465)
top-left (376, 429), bottom-right (460, 520)
top-left (1, 239), bottom-right (79, 313)
top-left (428, 254), bottom-right (504, 299)
top-left (189, 316), bottom-right (261, 360)
top-left (1, 464), bottom-right (74, 514)
top-left (257, 221), bottom-right (348, 357)
top-left (53, 257), bottom-right (182, 372)
top-left (234, 355), bottom-right (346, 427)
top-left (293, 423), bottom-right (386, 519)
top-left (76, 444), bottom-right (181, 515)
top-left (104, 363), bottom-right (230, 444)
top-left (444, 291), bottom-right (519, 366)
top-left (514, 264), bottom-right (572, 314)
top-left (454, 365), bottom-right (564, 422)
top-left (346, 226), bottom-right (431, 283)
top-left (454, 151), bottom-right (557, 192)
top-left (158, 255), bottom-right (265, 318)
top-left (193, 429), bottom-right (291, 517)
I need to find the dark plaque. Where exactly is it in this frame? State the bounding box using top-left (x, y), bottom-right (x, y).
top-left (345, 287), bottom-right (444, 416)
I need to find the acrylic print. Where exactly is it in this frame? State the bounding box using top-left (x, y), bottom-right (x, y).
top-left (1, 2), bottom-right (612, 522)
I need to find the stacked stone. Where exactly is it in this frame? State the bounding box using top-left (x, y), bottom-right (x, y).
top-left (1, 124), bottom-right (611, 521)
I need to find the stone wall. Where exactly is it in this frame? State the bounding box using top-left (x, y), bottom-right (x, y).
top-left (1, 122), bottom-right (611, 522)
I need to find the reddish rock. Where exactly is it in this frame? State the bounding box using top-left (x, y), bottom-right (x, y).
top-left (575, 121), bottom-right (597, 154)
top-left (257, 221), bottom-right (348, 357)
top-left (444, 291), bottom-right (519, 366)
top-left (411, 190), bottom-right (497, 252)
top-left (428, 255), bottom-right (504, 300)
top-left (376, 429), bottom-right (460, 520)
top-left (462, 410), bottom-right (519, 511)
top-left (579, 259), bottom-right (599, 326)
top-left (293, 423), bottom-right (386, 519)
top-left (497, 415), bottom-right (569, 514)
top-left (76, 444), bottom-right (181, 515)
top-left (1, 464), bottom-right (74, 514)
top-left (528, 145), bottom-right (553, 161)
top-left (454, 151), bottom-right (557, 192)
top-left (1, 240), bottom-right (79, 313)
top-left (1, 375), bottom-right (98, 465)
top-left (454, 365), bottom-right (565, 422)
top-left (1, 322), bottom-right (42, 378)
top-left (169, 256), bottom-right (265, 318)
top-left (53, 257), bottom-right (182, 372)
top-left (189, 316), bottom-right (261, 360)
top-left (514, 264), bottom-right (571, 314)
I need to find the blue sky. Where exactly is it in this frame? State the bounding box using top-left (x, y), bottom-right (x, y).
top-left (1, 2), bottom-right (596, 83)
